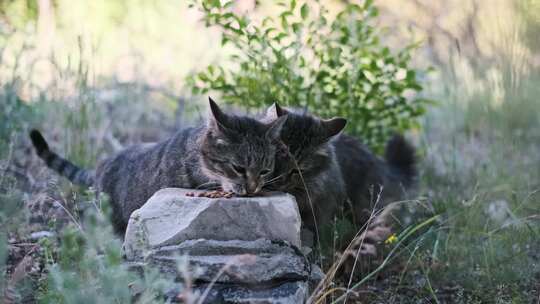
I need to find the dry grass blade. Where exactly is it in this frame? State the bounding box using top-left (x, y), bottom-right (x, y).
top-left (309, 195), bottom-right (405, 303)
top-left (291, 156), bottom-right (323, 266)
top-left (3, 247), bottom-right (37, 304)
top-left (329, 215), bottom-right (441, 304)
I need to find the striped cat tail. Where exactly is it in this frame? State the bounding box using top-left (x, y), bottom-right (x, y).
top-left (29, 129), bottom-right (94, 186)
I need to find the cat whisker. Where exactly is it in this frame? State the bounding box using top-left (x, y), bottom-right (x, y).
top-left (263, 174), bottom-right (286, 185)
top-left (266, 173), bottom-right (285, 182)
top-left (196, 181), bottom-right (221, 190)
top-left (262, 179), bottom-right (282, 187)
top-left (263, 179), bottom-right (280, 186)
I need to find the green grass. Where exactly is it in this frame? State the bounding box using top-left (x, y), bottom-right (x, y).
top-left (1, 5), bottom-right (540, 303)
top-left (364, 66), bottom-right (540, 302)
top-left (2, 59), bottom-right (540, 304)
top-left (310, 58), bottom-right (540, 303)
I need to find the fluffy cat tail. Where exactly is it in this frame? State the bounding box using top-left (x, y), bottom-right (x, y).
top-left (384, 134), bottom-right (416, 186)
top-left (29, 129), bottom-right (94, 186)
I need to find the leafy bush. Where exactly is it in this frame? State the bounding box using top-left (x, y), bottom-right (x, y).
top-left (187, 0), bottom-right (429, 150)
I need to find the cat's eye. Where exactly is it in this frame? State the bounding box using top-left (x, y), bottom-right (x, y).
top-left (260, 168), bottom-right (271, 175)
top-left (232, 165), bottom-right (246, 175)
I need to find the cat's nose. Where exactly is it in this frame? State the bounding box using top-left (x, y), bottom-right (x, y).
top-left (246, 180), bottom-right (258, 194)
top-left (247, 176), bottom-right (266, 194)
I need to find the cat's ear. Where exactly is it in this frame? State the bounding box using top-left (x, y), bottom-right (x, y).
top-left (265, 115), bottom-right (288, 141)
top-left (322, 117), bottom-right (347, 139)
top-left (264, 102), bottom-right (289, 120)
top-left (208, 97), bottom-right (232, 131)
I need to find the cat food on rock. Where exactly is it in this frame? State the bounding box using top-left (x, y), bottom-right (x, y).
top-left (185, 190), bottom-right (234, 199)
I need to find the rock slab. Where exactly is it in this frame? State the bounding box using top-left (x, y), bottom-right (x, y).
top-left (141, 239), bottom-right (311, 284)
top-left (123, 188), bottom-right (319, 304)
top-left (123, 188), bottom-right (301, 260)
top-left (194, 281), bottom-right (308, 304)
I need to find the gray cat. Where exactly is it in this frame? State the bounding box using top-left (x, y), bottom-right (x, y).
top-left (30, 98), bottom-right (287, 234)
top-left (262, 104), bottom-right (349, 240)
top-left (263, 104), bottom-right (416, 247)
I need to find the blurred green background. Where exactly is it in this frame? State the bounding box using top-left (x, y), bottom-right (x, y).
top-left (1, 0), bottom-right (540, 302)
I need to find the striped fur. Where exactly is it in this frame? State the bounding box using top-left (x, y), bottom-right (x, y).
top-left (28, 99), bottom-right (287, 235)
top-left (29, 130), bottom-right (94, 186)
top-left (263, 104), bottom-right (417, 247)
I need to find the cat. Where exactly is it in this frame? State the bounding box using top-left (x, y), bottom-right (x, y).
top-left (261, 104), bottom-right (349, 246)
top-left (335, 131), bottom-right (416, 225)
top-left (263, 103), bottom-right (416, 249)
top-left (30, 98), bottom-right (287, 235)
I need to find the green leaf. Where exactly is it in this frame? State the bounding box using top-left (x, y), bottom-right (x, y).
top-left (280, 16), bottom-right (289, 30)
top-left (363, 70), bottom-right (376, 83)
top-left (292, 22), bottom-right (301, 34)
top-left (221, 35), bottom-right (229, 46)
top-left (187, 0), bottom-right (431, 151)
top-left (300, 3), bottom-right (309, 20)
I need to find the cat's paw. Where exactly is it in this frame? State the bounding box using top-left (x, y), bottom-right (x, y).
top-left (347, 224), bottom-right (393, 257)
top-left (335, 224), bottom-right (393, 282)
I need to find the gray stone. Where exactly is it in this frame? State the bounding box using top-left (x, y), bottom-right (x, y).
top-left (308, 264), bottom-right (325, 289)
top-left (29, 231), bottom-right (55, 240)
top-left (192, 281), bottom-right (308, 304)
top-left (149, 239), bottom-right (302, 256)
top-left (145, 239), bottom-right (310, 284)
top-left (122, 188), bottom-right (312, 303)
top-left (126, 239), bottom-right (312, 303)
top-left (123, 188), bottom-right (301, 260)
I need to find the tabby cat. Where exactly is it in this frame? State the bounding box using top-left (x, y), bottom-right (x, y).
top-left (263, 104), bottom-right (416, 246)
top-left (30, 98), bottom-right (287, 234)
top-left (262, 104), bottom-right (348, 237)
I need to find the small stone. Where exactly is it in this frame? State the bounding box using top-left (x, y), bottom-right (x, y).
top-left (29, 231), bottom-right (55, 240)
